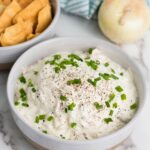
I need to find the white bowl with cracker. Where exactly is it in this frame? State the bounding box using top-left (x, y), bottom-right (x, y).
top-left (0, 0), bottom-right (60, 69)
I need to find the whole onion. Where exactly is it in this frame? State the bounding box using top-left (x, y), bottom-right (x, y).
top-left (98, 0), bottom-right (150, 44)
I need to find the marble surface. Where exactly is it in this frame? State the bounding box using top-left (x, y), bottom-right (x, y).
top-left (0, 11), bottom-right (150, 150)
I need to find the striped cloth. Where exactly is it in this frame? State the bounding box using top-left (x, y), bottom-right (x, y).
top-left (60, 0), bottom-right (103, 19)
top-left (60, 0), bottom-right (150, 19)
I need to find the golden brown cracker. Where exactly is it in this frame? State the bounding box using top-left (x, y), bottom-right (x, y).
top-left (0, 0), bottom-right (21, 33)
top-left (1, 0), bottom-right (11, 5)
top-left (13, 0), bottom-right (49, 23)
top-left (0, 3), bottom-right (6, 15)
top-left (18, 0), bottom-right (33, 8)
top-left (36, 4), bottom-right (52, 33)
top-left (1, 20), bottom-right (33, 46)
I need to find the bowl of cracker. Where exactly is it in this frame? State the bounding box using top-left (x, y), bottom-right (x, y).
top-left (0, 0), bottom-right (60, 69)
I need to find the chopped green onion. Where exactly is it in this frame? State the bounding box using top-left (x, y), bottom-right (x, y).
top-left (32, 88), bottom-right (36, 93)
top-left (60, 95), bottom-right (67, 101)
top-left (86, 60), bottom-right (99, 70)
top-left (45, 60), bottom-right (50, 64)
top-left (99, 73), bottom-right (110, 80)
top-left (67, 102), bottom-right (76, 111)
top-left (50, 60), bottom-right (56, 65)
top-left (42, 130), bottom-right (48, 134)
top-left (121, 94), bottom-right (126, 101)
top-left (39, 114), bottom-right (46, 120)
top-left (104, 118), bottom-right (113, 124)
top-left (87, 79), bottom-right (96, 87)
top-left (68, 54), bottom-right (83, 61)
top-left (19, 88), bottom-right (27, 101)
top-left (28, 79), bottom-right (33, 87)
top-left (109, 110), bottom-right (114, 116)
top-left (22, 103), bottom-right (29, 107)
top-left (113, 102), bottom-right (118, 108)
top-left (47, 116), bottom-right (54, 122)
top-left (54, 54), bottom-right (61, 60)
top-left (65, 108), bottom-right (68, 113)
top-left (111, 69), bottom-right (115, 74)
top-left (87, 78), bottom-right (101, 87)
top-left (111, 74), bottom-right (119, 80)
top-left (130, 103), bottom-right (138, 110)
top-left (19, 75), bottom-right (26, 84)
top-left (35, 116), bottom-right (39, 123)
top-left (104, 62), bottom-right (109, 67)
top-left (94, 102), bottom-right (103, 110)
top-left (14, 101), bottom-right (19, 106)
top-left (95, 77), bottom-right (101, 81)
top-left (108, 93), bottom-right (115, 103)
top-left (70, 122), bottom-right (77, 128)
top-left (34, 71), bottom-right (38, 75)
top-left (120, 72), bottom-right (124, 76)
top-left (105, 101), bottom-right (110, 107)
top-left (88, 48), bottom-right (94, 54)
top-left (115, 86), bottom-right (123, 92)
top-left (54, 67), bottom-right (61, 73)
top-left (67, 79), bottom-right (81, 85)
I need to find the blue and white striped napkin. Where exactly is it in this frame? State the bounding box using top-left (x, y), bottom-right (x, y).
top-left (60, 0), bottom-right (150, 19)
top-left (60, 0), bottom-right (103, 19)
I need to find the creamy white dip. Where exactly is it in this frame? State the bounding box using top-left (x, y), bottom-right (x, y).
top-left (14, 48), bottom-right (138, 140)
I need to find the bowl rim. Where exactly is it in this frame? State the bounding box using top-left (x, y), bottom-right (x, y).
top-left (0, 0), bottom-right (60, 51)
top-left (7, 37), bottom-right (147, 144)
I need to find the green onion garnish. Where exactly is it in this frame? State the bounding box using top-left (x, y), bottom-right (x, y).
top-left (108, 93), bottom-right (115, 103)
top-left (42, 130), bottom-right (48, 134)
top-left (110, 74), bottom-right (119, 80)
top-left (121, 94), bottom-right (126, 101)
top-left (19, 75), bottom-right (26, 84)
top-left (86, 60), bottom-right (99, 70)
top-left (28, 79), bottom-right (33, 87)
top-left (67, 102), bottom-right (76, 111)
top-left (54, 54), bottom-right (61, 60)
top-left (32, 88), bottom-right (36, 93)
top-left (99, 73), bottom-right (110, 80)
top-left (130, 103), bottom-right (138, 110)
top-left (22, 103), bottom-right (29, 107)
top-left (35, 116), bottom-right (39, 123)
top-left (109, 110), bottom-right (114, 116)
top-left (67, 79), bottom-right (81, 85)
top-left (104, 118), bottom-right (113, 124)
top-left (113, 102), bottom-right (118, 108)
top-left (34, 71), bottom-right (38, 75)
top-left (60, 95), bottom-right (67, 101)
top-left (105, 101), bottom-right (110, 107)
top-left (14, 101), bottom-right (19, 106)
top-left (47, 116), bottom-right (54, 122)
top-left (39, 114), bottom-right (46, 120)
top-left (65, 108), bottom-right (68, 113)
top-left (111, 69), bottom-right (115, 74)
top-left (54, 67), bottom-right (61, 73)
top-left (87, 77), bottom-right (101, 87)
top-left (88, 48), bottom-right (94, 54)
top-left (115, 86), bottom-right (123, 92)
top-left (19, 88), bottom-right (27, 101)
top-left (120, 72), bottom-right (124, 76)
top-left (104, 62), bottom-right (109, 67)
top-left (94, 102), bottom-right (103, 110)
top-left (68, 54), bottom-right (83, 61)
top-left (70, 122), bottom-right (77, 128)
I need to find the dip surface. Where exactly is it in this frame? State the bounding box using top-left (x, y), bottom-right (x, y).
top-left (14, 48), bottom-right (138, 140)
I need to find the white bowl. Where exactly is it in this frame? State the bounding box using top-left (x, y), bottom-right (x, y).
top-left (0, 0), bottom-right (60, 64)
top-left (7, 37), bottom-right (147, 150)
